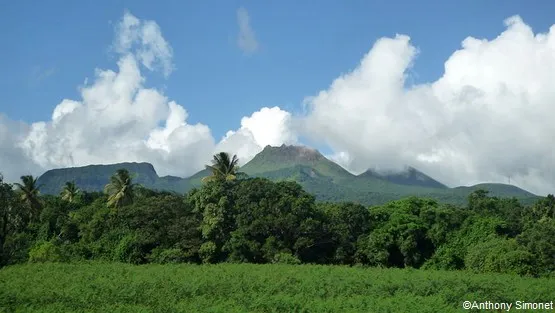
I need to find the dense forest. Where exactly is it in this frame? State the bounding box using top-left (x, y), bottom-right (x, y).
top-left (1, 152), bottom-right (554, 278)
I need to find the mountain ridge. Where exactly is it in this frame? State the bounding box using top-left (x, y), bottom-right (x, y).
top-left (359, 166), bottom-right (448, 189)
top-left (35, 145), bottom-right (539, 205)
top-left (37, 162), bottom-right (160, 195)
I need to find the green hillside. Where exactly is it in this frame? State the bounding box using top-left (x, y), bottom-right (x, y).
top-left (237, 145), bottom-right (539, 205)
top-left (241, 144), bottom-right (354, 181)
top-left (152, 175), bottom-right (193, 193)
top-left (35, 145), bottom-right (541, 205)
top-left (360, 166), bottom-right (447, 189)
top-left (453, 183), bottom-right (536, 197)
top-left (37, 162), bottom-right (160, 195)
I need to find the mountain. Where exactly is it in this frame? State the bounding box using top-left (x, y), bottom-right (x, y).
top-left (241, 145), bottom-right (353, 181)
top-left (37, 162), bottom-right (160, 195)
top-left (37, 162), bottom-right (203, 195)
top-left (359, 166), bottom-right (447, 189)
top-left (35, 145), bottom-right (541, 206)
top-left (452, 183), bottom-right (536, 198)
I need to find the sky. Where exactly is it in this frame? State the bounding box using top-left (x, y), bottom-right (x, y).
top-left (1, 1), bottom-right (555, 195)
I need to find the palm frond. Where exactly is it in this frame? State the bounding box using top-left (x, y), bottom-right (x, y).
top-left (104, 169), bottom-right (135, 208)
top-left (203, 152), bottom-right (242, 183)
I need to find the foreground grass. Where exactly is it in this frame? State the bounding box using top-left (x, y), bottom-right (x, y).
top-left (0, 263), bottom-right (554, 313)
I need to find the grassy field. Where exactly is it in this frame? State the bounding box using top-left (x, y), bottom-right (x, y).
top-left (1, 263), bottom-right (554, 313)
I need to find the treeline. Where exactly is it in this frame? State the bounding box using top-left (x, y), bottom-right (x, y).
top-left (1, 166), bottom-right (554, 277)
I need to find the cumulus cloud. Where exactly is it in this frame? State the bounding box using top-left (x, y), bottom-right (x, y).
top-left (217, 107), bottom-right (297, 164)
top-left (1, 11), bottom-right (290, 182)
top-left (236, 7), bottom-right (258, 54)
top-left (3, 12), bottom-right (555, 197)
top-left (113, 11), bottom-right (174, 77)
top-left (302, 16), bottom-right (555, 195)
top-left (18, 50), bottom-right (213, 178)
top-left (0, 115), bottom-right (43, 183)
top-left (4, 12), bottom-right (211, 179)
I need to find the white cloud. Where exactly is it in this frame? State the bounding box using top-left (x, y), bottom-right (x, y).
top-left (114, 11), bottom-right (174, 77)
top-left (327, 151), bottom-right (352, 169)
top-left (0, 11), bottom-right (284, 182)
top-left (2, 12), bottom-right (555, 197)
top-left (236, 7), bottom-right (258, 54)
top-left (217, 106), bottom-right (297, 164)
top-left (239, 107), bottom-right (297, 147)
top-left (0, 115), bottom-right (43, 183)
top-left (217, 130), bottom-right (262, 166)
top-left (9, 12), bottom-right (213, 179)
top-left (302, 16), bottom-right (555, 195)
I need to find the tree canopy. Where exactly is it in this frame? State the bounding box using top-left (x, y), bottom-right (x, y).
top-left (203, 152), bottom-right (243, 182)
top-left (104, 169), bottom-right (135, 208)
top-left (0, 168), bottom-right (554, 278)
top-left (60, 181), bottom-right (80, 203)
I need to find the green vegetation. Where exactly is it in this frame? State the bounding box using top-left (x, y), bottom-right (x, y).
top-left (241, 144), bottom-right (353, 180)
top-left (1, 153), bottom-right (555, 311)
top-left (37, 162), bottom-right (160, 195)
top-left (360, 166), bottom-right (447, 189)
top-left (2, 165), bottom-right (554, 275)
top-left (104, 169), bottom-right (136, 208)
top-left (202, 152), bottom-right (244, 182)
top-left (60, 181), bottom-right (81, 203)
top-left (1, 262), bottom-right (554, 312)
top-left (35, 145), bottom-right (540, 206)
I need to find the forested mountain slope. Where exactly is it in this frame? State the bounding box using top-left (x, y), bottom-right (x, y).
top-left (36, 145), bottom-right (539, 205)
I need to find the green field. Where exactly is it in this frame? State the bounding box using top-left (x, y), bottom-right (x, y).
top-left (1, 262), bottom-right (554, 313)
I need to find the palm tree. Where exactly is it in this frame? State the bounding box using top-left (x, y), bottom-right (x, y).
top-left (60, 181), bottom-right (81, 203)
top-left (104, 169), bottom-right (135, 208)
top-left (202, 152), bottom-right (243, 182)
top-left (13, 175), bottom-right (42, 221)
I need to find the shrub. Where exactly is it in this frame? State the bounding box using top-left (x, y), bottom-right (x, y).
top-left (148, 248), bottom-right (188, 264)
top-left (272, 252), bottom-right (301, 265)
top-left (113, 233), bottom-right (143, 264)
top-left (28, 241), bottom-right (63, 263)
top-left (199, 241), bottom-right (217, 263)
top-left (465, 238), bottom-right (537, 276)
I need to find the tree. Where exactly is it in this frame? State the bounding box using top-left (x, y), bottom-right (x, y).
top-left (467, 189), bottom-right (498, 214)
top-left (226, 179), bottom-right (323, 264)
top-left (530, 194), bottom-right (555, 221)
top-left (465, 237), bottom-right (537, 276)
top-left (202, 152), bottom-right (243, 182)
top-left (104, 169), bottom-right (135, 208)
top-left (0, 174), bottom-right (19, 263)
top-left (13, 175), bottom-right (42, 222)
top-left (187, 181), bottom-right (235, 263)
top-left (517, 218), bottom-right (555, 275)
top-left (319, 202), bottom-right (370, 264)
top-left (357, 198), bottom-right (437, 268)
top-left (60, 181), bottom-right (80, 203)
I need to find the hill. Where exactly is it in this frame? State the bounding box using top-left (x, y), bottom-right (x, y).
top-left (35, 145), bottom-right (540, 205)
top-left (360, 166), bottom-right (447, 189)
top-left (37, 162), bottom-right (160, 195)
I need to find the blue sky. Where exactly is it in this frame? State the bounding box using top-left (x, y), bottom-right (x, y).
top-left (2, 0), bottom-right (554, 139)
top-left (1, 1), bottom-right (555, 194)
